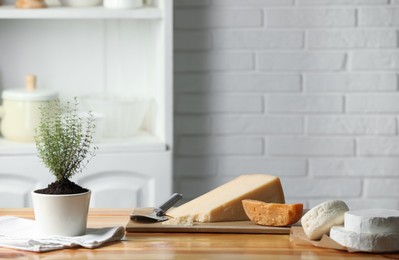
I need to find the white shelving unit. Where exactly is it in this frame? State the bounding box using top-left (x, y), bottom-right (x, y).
top-left (0, 1), bottom-right (173, 208)
top-left (0, 5), bottom-right (163, 19)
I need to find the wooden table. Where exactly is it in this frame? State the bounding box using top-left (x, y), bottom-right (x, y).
top-left (0, 209), bottom-right (398, 259)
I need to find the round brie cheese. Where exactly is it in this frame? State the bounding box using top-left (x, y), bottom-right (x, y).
top-left (330, 226), bottom-right (399, 253)
top-left (344, 209), bottom-right (399, 234)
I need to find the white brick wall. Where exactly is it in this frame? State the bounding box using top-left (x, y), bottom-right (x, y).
top-left (174, 0), bottom-right (399, 210)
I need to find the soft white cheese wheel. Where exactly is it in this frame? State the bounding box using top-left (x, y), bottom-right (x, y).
top-left (330, 226), bottom-right (399, 253)
top-left (301, 200), bottom-right (349, 240)
top-left (345, 209), bottom-right (399, 234)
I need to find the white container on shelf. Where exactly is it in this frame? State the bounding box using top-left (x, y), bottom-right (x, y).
top-left (81, 94), bottom-right (149, 139)
top-left (59, 0), bottom-right (103, 7)
top-left (0, 75), bottom-right (58, 143)
top-left (103, 0), bottom-right (142, 9)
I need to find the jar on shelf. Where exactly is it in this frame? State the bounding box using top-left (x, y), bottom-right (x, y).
top-left (0, 75), bottom-right (58, 142)
top-left (103, 0), bottom-right (142, 9)
top-left (15, 0), bottom-right (46, 8)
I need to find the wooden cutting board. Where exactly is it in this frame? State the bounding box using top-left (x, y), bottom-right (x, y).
top-left (125, 220), bottom-right (291, 234)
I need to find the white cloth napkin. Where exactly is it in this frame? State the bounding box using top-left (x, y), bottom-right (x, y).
top-left (0, 216), bottom-right (125, 252)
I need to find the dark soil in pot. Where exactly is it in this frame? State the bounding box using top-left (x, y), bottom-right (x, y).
top-left (35, 179), bottom-right (88, 194)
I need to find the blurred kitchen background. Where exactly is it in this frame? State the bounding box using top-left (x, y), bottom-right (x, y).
top-left (0, 0), bottom-right (398, 210)
top-left (173, 0), bottom-right (399, 209)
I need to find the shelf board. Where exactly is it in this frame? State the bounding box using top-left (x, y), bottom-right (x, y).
top-left (0, 5), bottom-right (163, 19)
top-left (0, 131), bottom-right (167, 155)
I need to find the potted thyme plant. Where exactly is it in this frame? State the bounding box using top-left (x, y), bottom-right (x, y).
top-left (32, 98), bottom-right (97, 237)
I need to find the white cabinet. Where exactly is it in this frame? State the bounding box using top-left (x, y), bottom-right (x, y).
top-left (0, 0), bottom-right (173, 208)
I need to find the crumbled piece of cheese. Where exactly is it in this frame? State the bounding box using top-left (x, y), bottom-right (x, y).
top-left (301, 200), bottom-right (349, 240)
top-left (162, 215), bottom-right (194, 226)
top-left (345, 209), bottom-right (399, 234)
top-left (242, 200), bottom-right (303, 227)
top-left (167, 174), bottom-right (285, 222)
top-left (330, 226), bottom-right (399, 253)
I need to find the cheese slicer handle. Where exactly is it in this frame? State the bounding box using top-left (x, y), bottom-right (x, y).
top-left (157, 193), bottom-right (183, 216)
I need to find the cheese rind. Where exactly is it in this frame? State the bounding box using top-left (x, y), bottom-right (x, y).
top-left (344, 209), bottom-right (399, 234)
top-left (242, 200), bottom-right (303, 227)
top-left (168, 174), bottom-right (285, 222)
top-left (330, 226), bottom-right (399, 253)
top-left (162, 215), bottom-right (194, 226)
top-left (301, 200), bottom-right (349, 240)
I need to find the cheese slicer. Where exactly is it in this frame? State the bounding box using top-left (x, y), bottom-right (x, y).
top-left (130, 193), bottom-right (182, 222)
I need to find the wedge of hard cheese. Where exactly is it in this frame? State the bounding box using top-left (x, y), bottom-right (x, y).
top-left (242, 200), bottom-right (303, 227)
top-left (167, 174), bottom-right (285, 222)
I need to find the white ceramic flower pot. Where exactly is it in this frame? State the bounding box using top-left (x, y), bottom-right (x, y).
top-left (32, 190), bottom-right (91, 237)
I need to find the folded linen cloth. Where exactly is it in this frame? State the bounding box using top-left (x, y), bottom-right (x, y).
top-left (0, 216), bottom-right (125, 252)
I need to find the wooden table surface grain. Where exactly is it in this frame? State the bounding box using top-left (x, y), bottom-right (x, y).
top-left (0, 208), bottom-right (398, 260)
